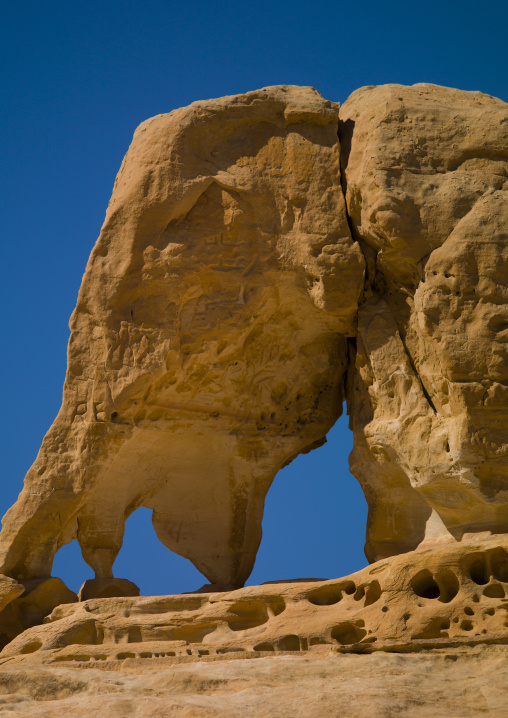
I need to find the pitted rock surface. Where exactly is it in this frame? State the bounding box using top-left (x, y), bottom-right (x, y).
top-left (2, 537), bottom-right (507, 663)
top-left (1, 539), bottom-right (508, 717)
top-left (340, 83), bottom-right (508, 560)
top-left (0, 84), bottom-right (507, 709)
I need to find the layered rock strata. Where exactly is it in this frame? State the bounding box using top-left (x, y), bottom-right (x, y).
top-left (1, 649), bottom-right (507, 717)
top-left (1, 537), bottom-right (507, 664)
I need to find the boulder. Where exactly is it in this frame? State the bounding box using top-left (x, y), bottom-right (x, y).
top-left (340, 83), bottom-right (508, 560)
top-left (0, 577), bottom-right (77, 650)
top-left (78, 578), bottom-right (140, 601)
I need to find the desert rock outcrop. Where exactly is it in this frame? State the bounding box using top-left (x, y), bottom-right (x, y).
top-left (0, 82), bottom-right (507, 703)
top-left (2, 536), bottom-right (507, 662)
top-left (1, 648), bottom-right (507, 717)
top-left (0, 86), bottom-right (365, 592)
top-left (340, 84), bottom-right (508, 561)
top-left (1, 538), bottom-right (507, 717)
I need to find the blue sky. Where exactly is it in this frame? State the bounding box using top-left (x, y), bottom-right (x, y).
top-left (1, 0), bottom-right (507, 596)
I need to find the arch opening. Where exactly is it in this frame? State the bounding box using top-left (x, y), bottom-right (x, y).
top-left (248, 409), bottom-right (368, 586)
top-left (112, 507), bottom-right (207, 596)
top-left (50, 411), bottom-right (367, 596)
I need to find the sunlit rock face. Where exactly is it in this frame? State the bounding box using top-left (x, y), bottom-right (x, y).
top-left (340, 83), bottom-right (508, 561)
top-left (0, 81), bottom-right (506, 669)
top-left (0, 86), bottom-right (364, 589)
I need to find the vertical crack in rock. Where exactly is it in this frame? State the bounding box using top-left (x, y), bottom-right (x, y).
top-left (0, 83), bottom-right (506, 654)
top-left (339, 82), bottom-right (508, 561)
top-left (338, 116), bottom-right (437, 415)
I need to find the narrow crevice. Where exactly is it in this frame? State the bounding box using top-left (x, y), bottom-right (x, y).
top-left (397, 330), bottom-right (438, 414)
top-left (337, 119), bottom-right (377, 297)
top-left (337, 119), bottom-right (358, 250)
top-left (337, 118), bottom-right (437, 417)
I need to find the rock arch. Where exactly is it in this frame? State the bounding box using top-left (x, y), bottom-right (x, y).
top-left (0, 83), bottom-right (506, 614)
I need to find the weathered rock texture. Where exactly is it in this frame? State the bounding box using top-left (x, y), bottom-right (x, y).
top-left (1, 539), bottom-right (507, 716)
top-left (0, 83), bottom-right (507, 707)
top-left (340, 84), bottom-right (508, 561)
top-left (0, 86), bottom-right (365, 590)
top-left (1, 648), bottom-right (507, 717)
top-left (2, 536), bottom-right (507, 662)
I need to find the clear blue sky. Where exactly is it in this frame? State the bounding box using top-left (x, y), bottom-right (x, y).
top-left (1, 0), bottom-right (507, 596)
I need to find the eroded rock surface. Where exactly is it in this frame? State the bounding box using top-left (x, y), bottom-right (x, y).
top-left (0, 86), bottom-right (364, 589)
top-left (340, 84), bottom-right (508, 560)
top-left (1, 648), bottom-right (507, 717)
top-left (0, 539), bottom-right (507, 717)
top-left (0, 83), bottom-right (507, 688)
top-left (2, 536), bottom-right (508, 663)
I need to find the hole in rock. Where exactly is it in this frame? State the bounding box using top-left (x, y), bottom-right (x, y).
top-left (253, 642), bottom-right (275, 652)
top-left (50, 415), bottom-right (366, 597)
top-left (307, 582), bottom-right (354, 606)
top-left (435, 570), bottom-right (460, 603)
top-left (331, 621), bottom-right (367, 645)
top-left (364, 580), bottom-right (382, 606)
top-left (410, 568), bottom-right (459, 603)
top-left (277, 634), bottom-right (300, 651)
top-left (113, 507), bottom-right (207, 595)
top-left (216, 647), bottom-right (245, 654)
top-left (410, 570), bottom-right (440, 599)
top-left (465, 553), bottom-right (489, 585)
top-left (226, 598), bottom-right (285, 631)
top-left (490, 548), bottom-right (508, 582)
top-left (20, 640), bottom-right (42, 654)
top-left (483, 583), bottom-right (505, 598)
top-left (52, 540), bottom-right (94, 594)
top-left (127, 626), bottom-right (143, 643)
top-left (248, 413), bottom-right (368, 586)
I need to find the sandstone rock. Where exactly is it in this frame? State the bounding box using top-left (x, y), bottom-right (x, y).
top-left (0, 577), bottom-right (77, 650)
top-left (0, 85), bottom-right (364, 589)
top-left (2, 536), bottom-right (507, 662)
top-left (78, 577), bottom-right (140, 601)
top-left (340, 83), bottom-right (508, 561)
top-left (0, 648), bottom-right (506, 717)
top-left (0, 83), bottom-right (506, 706)
top-left (0, 539), bottom-right (507, 716)
top-left (0, 574), bottom-right (24, 613)
top-left (0, 576), bottom-right (25, 649)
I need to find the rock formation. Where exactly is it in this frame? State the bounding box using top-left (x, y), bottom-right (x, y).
top-left (0, 86), bottom-right (365, 589)
top-left (3, 535), bottom-right (507, 662)
top-left (0, 82), bottom-right (507, 715)
top-left (341, 84), bottom-right (508, 561)
top-left (1, 537), bottom-right (508, 716)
